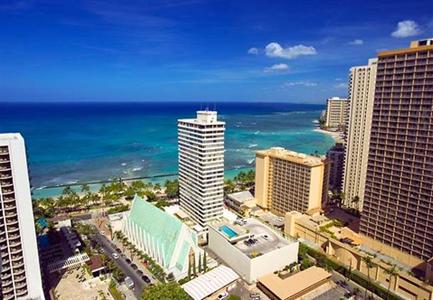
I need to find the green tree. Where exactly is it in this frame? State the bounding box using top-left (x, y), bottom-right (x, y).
top-left (362, 256), bottom-right (375, 300)
top-left (81, 183), bottom-right (90, 193)
top-left (224, 179), bottom-right (235, 194)
top-left (164, 180), bottom-right (179, 198)
top-left (141, 282), bottom-right (190, 300)
top-left (384, 265), bottom-right (399, 299)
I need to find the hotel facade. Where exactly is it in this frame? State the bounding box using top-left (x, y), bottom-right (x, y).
top-left (255, 147), bottom-right (326, 216)
top-left (178, 111), bottom-right (225, 227)
top-left (342, 58), bottom-right (378, 210)
top-left (0, 134), bottom-right (45, 300)
top-left (360, 39), bottom-right (433, 262)
top-left (325, 97), bottom-right (348, 129)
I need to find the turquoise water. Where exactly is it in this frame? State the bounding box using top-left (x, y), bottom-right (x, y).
top-left (0, 102), bottom-right (335, 198)
top-left (219, 225), bottom-right (239, 238)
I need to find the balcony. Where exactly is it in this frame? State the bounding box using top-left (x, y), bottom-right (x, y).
top-left (10, 247), bottom-right (22, 255)
top-left (16, 288), bottom-right (28, 297)
top-left (13, 267), bottom-right (25, 276)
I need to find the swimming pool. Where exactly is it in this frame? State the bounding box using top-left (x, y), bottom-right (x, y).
top-left (219, 225), bottom-right (238, 238)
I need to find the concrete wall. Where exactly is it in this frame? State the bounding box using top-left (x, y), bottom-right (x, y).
top-left (208, 226), bottom-right (298, 283)
top-left (308, 165), bottom-right (324, 213)
top-left (250, 241), bottom-right (299, 282)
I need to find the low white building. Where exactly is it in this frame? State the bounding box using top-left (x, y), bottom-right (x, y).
top-left (208, 218), bottom-right (298, 283)
top-left (225, 190), bottom-right (255, 214)
top-left (182, 265), bottom-right (239, 300)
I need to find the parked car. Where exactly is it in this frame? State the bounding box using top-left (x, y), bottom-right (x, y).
top-left (217, 292), bottom-right (228, 299)
top-left (250, 292), bottom-right (261, 300)
top-left (112, 252), bottom-right (119, 259)
top-left (125, 258), bottom-right (131, 264)
top-left (125, 276), bottom-right (135, 290)
top-left (142, 275), bottom-right (151, 283)
top-left (131, 263), bottom-right (138, 270)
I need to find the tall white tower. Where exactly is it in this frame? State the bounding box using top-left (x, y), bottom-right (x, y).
top-left (0, 133), bottom-right (45, 300)
top-left (342, 58), bottom-right (377, 211)
top-left (178, 111), bottom-right (225, 227)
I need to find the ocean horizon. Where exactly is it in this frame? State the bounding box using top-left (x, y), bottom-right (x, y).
top-left (0, 102), bottom-right (335, 198)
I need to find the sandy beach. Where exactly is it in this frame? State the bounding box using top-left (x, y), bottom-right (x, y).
top-left (313, 128), bottom-right (343, 142)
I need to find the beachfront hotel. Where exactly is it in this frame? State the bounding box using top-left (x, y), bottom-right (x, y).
top-left (255, 147), bottom-right (326, 216)
top-left (178, 110), bottom-right (225, 227)
top-left (324, 97), bottom-right (348, 129)
top-left (0, 134), bottom-right (45, 300)
top-left (121, 195), bottom-right (202, 279)
top-left (360, 39), bottom-right (433, 263)
top-left (342, 58), bottom-right (378, 210)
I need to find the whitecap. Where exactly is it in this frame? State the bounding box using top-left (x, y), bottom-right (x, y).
top-left (248, 144), bottom-right (258, 148)
top-left (132, 167), bottom-right (142, 172)
top-left (121, 163), bottom-right (127, 166)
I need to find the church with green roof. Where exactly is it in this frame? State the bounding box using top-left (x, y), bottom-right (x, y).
top-left (122, 195), bottom-right (201, 279)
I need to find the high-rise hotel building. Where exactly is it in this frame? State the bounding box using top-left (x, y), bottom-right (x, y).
top-left (360, 39), bottom-right (433, 261)
top-left (178, 111), bottom-right (225, 227)
top-left (0, 134), bottom-right (44, 300)
top-left (255, 148), bottom-right (326, 216)
top-left (342, 58), bottom-right (378, 210)
top-left (325, 97), bottom-right (348, 129)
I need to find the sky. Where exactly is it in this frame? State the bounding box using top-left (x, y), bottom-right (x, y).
top-left (0, 0), bottom-right (432, 103)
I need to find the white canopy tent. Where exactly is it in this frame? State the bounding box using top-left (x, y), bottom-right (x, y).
top-left (182, 265), bottom-right (239, 300)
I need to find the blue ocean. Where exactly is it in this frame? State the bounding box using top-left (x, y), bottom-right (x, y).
top-left (0, 102), bottom-right (334, 198)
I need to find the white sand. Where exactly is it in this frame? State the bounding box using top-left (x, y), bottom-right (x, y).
top-left (313, 128), bottom-right (343, 142)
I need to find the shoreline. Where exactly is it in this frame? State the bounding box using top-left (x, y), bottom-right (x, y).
top-left (313, 128), bottom-right (343, 142)
top-left (32, 167), bottom-right (253, 199)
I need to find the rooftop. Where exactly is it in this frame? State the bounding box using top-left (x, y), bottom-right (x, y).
top-left (258, 266), bottom-right (331, 300)
top-left (227, 190), bottom-right (254, 203)
top-left (327, 97), bottom-right (347, 101)
top-left (256, 147), bottom-right (323, 167)
top-left (126, 195), bottom-right (198, 270)
top-left (210, 218), bottom-right (293, 258)
top-left (182, 265), bottom-right (239, 300)
top-left (178, 110), bottom-right (225, 125)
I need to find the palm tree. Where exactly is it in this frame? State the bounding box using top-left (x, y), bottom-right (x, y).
top-left (384, 265), bottom-right (399, 299)
top-left (362, 256), bottom-right (375, 299)
top-left (81, 183), bottom-right (90, 193)
top-left (351, 196), bottom-right (360, 210)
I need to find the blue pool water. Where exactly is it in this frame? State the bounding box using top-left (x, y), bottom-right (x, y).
top-left (219, 225), bottom-right (238, 238)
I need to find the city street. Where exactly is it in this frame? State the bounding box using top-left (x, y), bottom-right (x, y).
top-left (93, 230), bottom-right (153, 299)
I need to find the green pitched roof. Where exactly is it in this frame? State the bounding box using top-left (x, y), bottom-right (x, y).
top-left (128, 195), bottom-right (184, 268)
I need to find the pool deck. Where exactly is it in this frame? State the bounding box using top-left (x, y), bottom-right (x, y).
top-left (213, 218), bottom-right (292, 257)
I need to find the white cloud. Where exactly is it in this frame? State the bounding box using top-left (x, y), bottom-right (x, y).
top-left (282, 81), bottom-right (317, 87)
top-left (265, 42), bottom-right (317, 59)
top-left (334, 83), bottom-right (347, 89)
top-left (247, 47), bottom-right (259, 55)
top-left (349, 39), bottom-right (364, 45)
top-left (391, 20), bottom-right (421, 38)
top-left (264, 63), bottom-right (289, 73)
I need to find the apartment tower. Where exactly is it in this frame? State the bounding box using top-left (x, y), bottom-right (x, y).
top-left (360, 39), bottom-right (433, 261)
top-left (255, 147), bottom-right (325, 216)
top-left (0, 134), bottom-right (44, 300)
top-left (178, 111), bottom-right (225, 227)
top-left (327, 142), bottom-right (345, 192)
top-left (342, 58), bottom-right (378, 210)
top-left (325, 97), bottom-right (348, 129)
